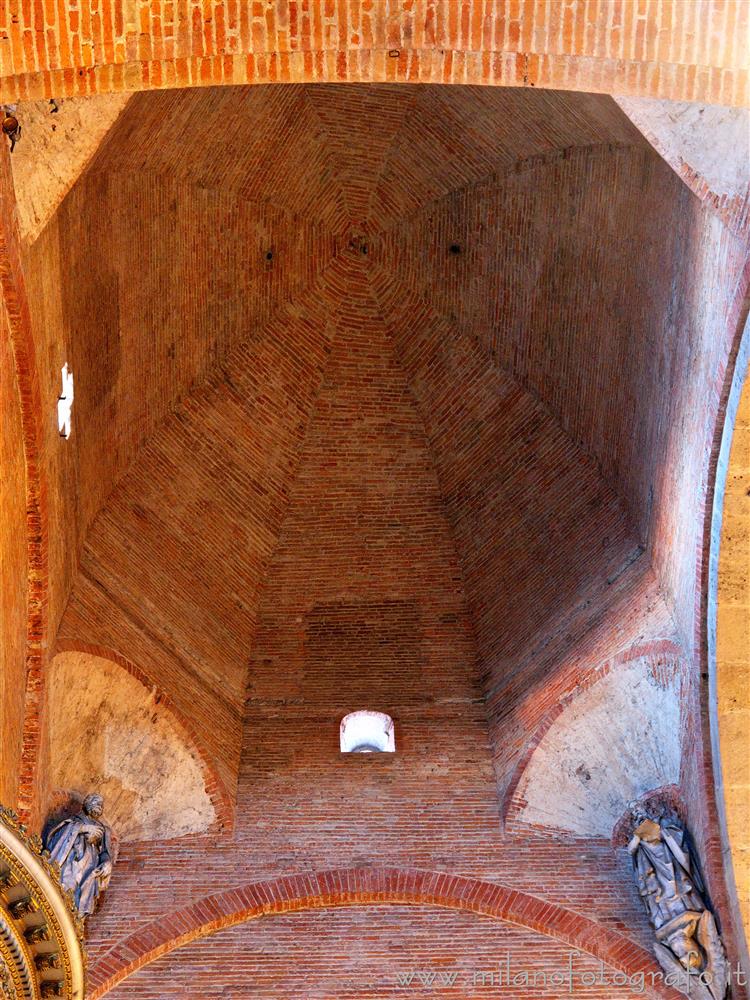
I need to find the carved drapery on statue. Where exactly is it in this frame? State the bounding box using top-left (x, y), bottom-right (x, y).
top-left (43, 796), bottom-right (116, 919)
top-left (628, 803), bottom-right (730, 1000)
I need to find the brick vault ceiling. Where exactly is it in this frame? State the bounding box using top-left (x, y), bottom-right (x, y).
top-left (24, 83), bottom-right (707, 795)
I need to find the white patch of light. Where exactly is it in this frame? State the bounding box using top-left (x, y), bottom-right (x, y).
top-left (57, 363), bottom-right (73, 439)
top-left (340, 710), bottom-right (395, 753)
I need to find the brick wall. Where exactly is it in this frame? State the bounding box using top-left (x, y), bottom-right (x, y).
top-left (27, 84), bottom-right (662, 810)
top-left (102, 904), bottom-right (674, 1000)
top-left (241, 253), bottom-right (498, 863)
top-left (86, 867), bottom-right (689, 997)
top-left (0, 1), bottom-right (746, 105)
top-left (0, 299), bottom-right (27, 804)
top-left (18, 86), bottom-right (746, 830)
top-left (0, 146), bottom-right (48, 816)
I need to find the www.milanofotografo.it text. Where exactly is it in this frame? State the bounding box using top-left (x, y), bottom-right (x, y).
top-left (394, 951), bottom-right (748, 994)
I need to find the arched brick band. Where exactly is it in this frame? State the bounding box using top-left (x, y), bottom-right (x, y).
top-left (88, 867), bottom-right (684, 999)
top-left (52, 640), bottom-right (234, 834)
top-left (0, 1), bottom-right (745, 107)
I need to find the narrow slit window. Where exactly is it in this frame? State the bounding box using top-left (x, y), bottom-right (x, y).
top-left (57, 363), bottom-right (74, 439)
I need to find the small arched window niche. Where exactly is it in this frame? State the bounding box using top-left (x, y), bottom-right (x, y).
top-left (340, 711), bottom-right (395, 753)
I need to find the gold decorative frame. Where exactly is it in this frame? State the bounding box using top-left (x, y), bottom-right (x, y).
top-left (0, 808), bottom-right (85, 999)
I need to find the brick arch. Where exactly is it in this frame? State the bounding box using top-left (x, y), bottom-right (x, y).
top-left (0, 1), bottom-right (745, 107)
top-left (52, 639), bottom-right (234, 833)
top-left (87, 867), bottom-right (683, 999)
top-left (501, 640), bottom-right (685, 826)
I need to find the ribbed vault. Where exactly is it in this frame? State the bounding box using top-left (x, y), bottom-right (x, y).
top-left (19, 82), bottom-right (744, 817)
top-left (7, 80), bottom-right (746, 993)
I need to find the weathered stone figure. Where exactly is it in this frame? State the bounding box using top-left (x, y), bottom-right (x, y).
top-left (628, 803), bottom-right (729, 1000)
top-left (44, 793), bottom-right (116, 917)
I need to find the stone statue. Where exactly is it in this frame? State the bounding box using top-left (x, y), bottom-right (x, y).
top-left (628, 803), bottom-right (729, 1000)
top-left (43, 794), bottom-right (116, 917)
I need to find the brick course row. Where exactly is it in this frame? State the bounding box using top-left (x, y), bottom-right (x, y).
top-left (0, 1), bottom-right (746, 105)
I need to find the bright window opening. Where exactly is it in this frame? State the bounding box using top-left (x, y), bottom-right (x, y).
top-left (340, 711), bottom-right (395, 753)
top-left (57, 363), bottom-right (74, 439)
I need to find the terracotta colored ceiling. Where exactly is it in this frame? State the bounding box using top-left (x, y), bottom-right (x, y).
top-left (20, 83), bottom-right (746, 815)
top-left (6, 79), bottom-right (748, 995)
